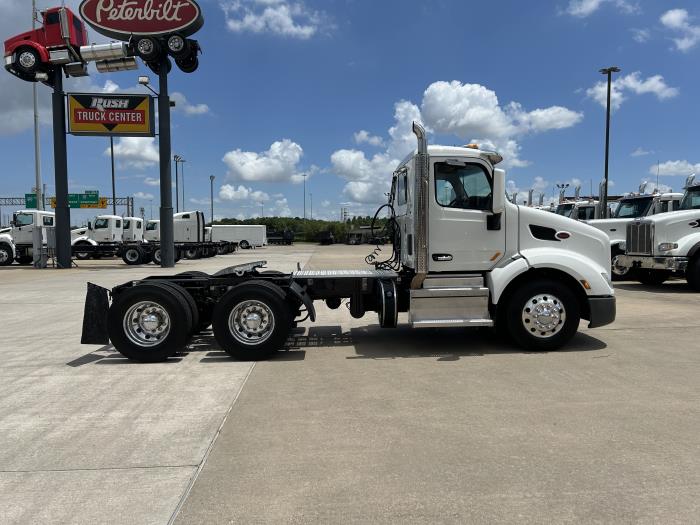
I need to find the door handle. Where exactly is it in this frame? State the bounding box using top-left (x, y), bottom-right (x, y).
top-left (432, 254), bottom-right (453, 261)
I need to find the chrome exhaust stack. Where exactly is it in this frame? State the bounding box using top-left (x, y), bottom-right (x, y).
top-left (410, 121), bottom-right (429, 290)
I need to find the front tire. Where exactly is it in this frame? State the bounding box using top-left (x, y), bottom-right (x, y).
top-left (74, 242), bottom-right (92, 260)
top-left (503, 279), bottom-right (580, 352)
top-left (610, 248), bottom-right (632, 281)
top-left (212, 281), bottom-right (291, 360)
top-left (0, 243), bottom-right (13, 266)
top-left (687, 257), bottom-right (700, 291)
top-left (107, 284), bottom-right (190, 362)
top-left (15, 47), bottom-right (40, 76)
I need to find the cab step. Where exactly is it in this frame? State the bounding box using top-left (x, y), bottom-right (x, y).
top-left (409, 275), bottom-right (492, 328)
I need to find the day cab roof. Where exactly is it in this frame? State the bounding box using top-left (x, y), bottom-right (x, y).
top-left (397, 144), bottom-right (503, 171)
top-left (16, 209), bottom-right (55, 215)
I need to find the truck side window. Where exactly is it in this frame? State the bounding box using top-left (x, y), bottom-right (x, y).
top-left (45, 12), bottom-right (59, 24)
top-left (182, 214), bottom-right (190, 219)
top-left (398, 173), bottom-right (407, 206)
top-left (672, 201), bottom-right (680, 211)
top-left (435, 163), bottom-right (491, 211)
top-left (137, 221), bottom-right (142, 229)
top-left (115, 220), bottom-right (122, 228)
top-left (123, 220), bottom-right (131, 229)
top-left (94, 218), bottom-right (108, 229)
top-left (43, 216), bottom-right (54, 226)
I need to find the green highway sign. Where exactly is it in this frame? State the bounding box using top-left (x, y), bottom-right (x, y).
top-left (25, 193), bottom-right (37, 209)
top-left (50, 192), bottom-right (104, 209)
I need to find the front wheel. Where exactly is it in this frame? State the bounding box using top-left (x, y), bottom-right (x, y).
top-left (686, 257), bottom-right (700, 291)
top-left (0, 243), bottom-right (13, 266)
top-left (637, 270), bottom-right (670, 286)
top-left (212, 281), bottom-right (291, 360)
top-left (611, 248), bottom-right (632, 281)
top-left (15, 47), bottom-right (41, 75)
top-left (502, 279), bottom-right (580, 352)
top-left (74, 242), bottom-right (92, 260)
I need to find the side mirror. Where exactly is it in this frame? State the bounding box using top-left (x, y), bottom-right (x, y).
top-left (492, 168), bottom-right (506, 214)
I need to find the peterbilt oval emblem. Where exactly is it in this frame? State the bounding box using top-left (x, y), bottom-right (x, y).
top-left (555, 231), bottom-right (571, 240)
top-left (79, 0), bottom-right (204, 41)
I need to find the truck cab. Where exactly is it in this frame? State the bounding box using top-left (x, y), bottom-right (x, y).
top-left (555, 200), bottom-right (598, 221)
top-left (174, 211), bottom-right (206, 243)
top-left (587, 191), bottom-right (683, 280)
top-left (144, 220), bottom-right (160, 242)
top-left (72, 215), bottom-right (124, 259)
top-left (618, 177), bottom-right (700, 289)
top-left (123, 217), bottom-right (144, 242)
top-left (4, 7), bottom-right (88, 82)
top-left (0, 210), bottom-right (55, 265)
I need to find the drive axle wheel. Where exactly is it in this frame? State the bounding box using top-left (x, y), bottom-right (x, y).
top-left (122, 246), bottom-right (144, 265)
top-left (107, 284), bottom-right (190, 362)
top-left (0, 244), bottom-right (13, 266)
top-left (503, 279), bottom-right (580, 352)
top-left (212, 281), bottom-right (291, 360)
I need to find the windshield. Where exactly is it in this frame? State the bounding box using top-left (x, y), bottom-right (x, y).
top-left (94, 218), bottom-right (109, 229)
top-left (146, 222), bottom-right (158, 231)
top-left (613, 197), bottom-right (653, 218)
top-left (555, 203), bottom-right (574, 216)
top-left (15, 213), bottom-right (33, 226)
top-left (679, 187), bottom-right (700, 210)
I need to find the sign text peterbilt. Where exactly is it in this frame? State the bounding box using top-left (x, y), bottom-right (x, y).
top-left (79, 0), bottom-right (204, 41)
top-left (68, 93), bottom-right (155, 136)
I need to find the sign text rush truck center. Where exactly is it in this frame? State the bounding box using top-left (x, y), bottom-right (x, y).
top-left (68, 93), bottom-right (155, 136)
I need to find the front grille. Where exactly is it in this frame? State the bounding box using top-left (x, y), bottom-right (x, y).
top-left (626, 221), bottom-right (653, 255)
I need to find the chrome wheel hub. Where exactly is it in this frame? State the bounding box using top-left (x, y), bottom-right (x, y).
top-left (228, 300), bottom-right (275, 346)
top-left (18, 51), bottom-right (36, 69)
top-left (0, 249), bottom-right (9, 263)
top-left (123, 301), bottom-right (170, 347)
top-left (611, 255), bottom-right (629, 276)
top-left (137, 39), bottom-right (154, 55)
top-left (522, 294), bottom-right (566, 338)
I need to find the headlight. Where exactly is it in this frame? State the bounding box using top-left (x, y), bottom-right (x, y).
top-left (658, 243), bottom-right (678, 252)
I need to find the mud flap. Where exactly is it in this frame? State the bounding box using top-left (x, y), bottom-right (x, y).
top-left (81, 282), bottom-right (110, 345)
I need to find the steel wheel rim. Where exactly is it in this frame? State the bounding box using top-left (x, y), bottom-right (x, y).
top-left (228, 299), bottom-right (275, 346)
top-left (137, 39), bottom-right (154, 55)
top-left (123, 301), bottom-right (171, 347)
top-left (0, 249), bottom-right (9, 263)
top-left (521, 294), bottom-right (566, 339)
top-left (125, 249), bottom-right (139, 262)
top-left (611, 255), bottom-right (629, 277)
top-left (18, 51), bottom-right (36, 69)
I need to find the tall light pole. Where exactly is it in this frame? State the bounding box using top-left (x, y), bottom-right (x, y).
top-left (209, 175), bottom-right (215, 224)
top-left (32, 0), bottom-right (43, 210)
top-left (109, 136), bottom-right (117, 214)
top-left (173, 155), bottom-right (180, 213)
top-left (309, 192), bottom-right (313, 220)
top-left (181, 159), bottom-right (186, 210)
top-left (600, 66), bottom-right (620, 218)
top-left (303, 173), bottom-right (307, 220)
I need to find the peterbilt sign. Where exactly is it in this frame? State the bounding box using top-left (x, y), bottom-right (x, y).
top-left (79, 0), bottom-right (204, 41)
top-left (68, 93), bottom-right (155, 136)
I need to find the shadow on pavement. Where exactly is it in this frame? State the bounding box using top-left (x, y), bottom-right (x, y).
top-left (614, 282), bottom-right (694, 294)
top-left (67, 323), bottom-right (606, 366)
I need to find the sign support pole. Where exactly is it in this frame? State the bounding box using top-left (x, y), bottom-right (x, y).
top-left (110, 136), bottom-right (117, 215)
top-left (158, 61), bottom-right (175, 268)
top-left (52, 72), bottom-right (71, 269)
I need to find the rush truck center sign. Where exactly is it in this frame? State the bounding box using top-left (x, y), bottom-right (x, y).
top-left (79, 0), bottom-right (204, 41)
top-left (68, 93), bottom-right (155, 136)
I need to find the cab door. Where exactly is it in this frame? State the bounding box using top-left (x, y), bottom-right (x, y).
top-left (428, 159), bottom-right (506, 272)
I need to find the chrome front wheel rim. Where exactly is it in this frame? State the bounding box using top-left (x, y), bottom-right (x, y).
top-left (521, 294), bottom-right (566, 338)
top-left (228, 300), bottom-right (275, 346)
top-left (18, 51), bottom-right (36, 69)
top-left (0, 249), bottom-right (9, 263)
top-left (611, 255), bottom-right (629, 277)
top-left (123, 301), bottom-right (171, 347)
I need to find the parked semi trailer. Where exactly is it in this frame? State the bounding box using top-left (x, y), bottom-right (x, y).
top-left (587, 190), bottom-right (683, 280)
top-left (618, 176), bottom-right (700, 288)
top-left (82, 123), bottom-right (615, 362)
top-left (210, 224), bottom-right (267, 249)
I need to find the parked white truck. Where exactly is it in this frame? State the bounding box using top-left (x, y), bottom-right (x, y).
top-left (0, 209), bottom-right (55, 265)
top-left (82, 123), bottom-right (616, 362)
top-left (587, 191), bottom-right (683, 280)
top-left (618, 176), bottom-right (700, 288)
top-left (210, 224), bottom-right (267, 249)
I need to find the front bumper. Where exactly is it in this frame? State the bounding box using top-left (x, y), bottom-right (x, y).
top-left (617, 254), bottom-right (688, 272)
top-left (588, 295), bottom-right (616, 328)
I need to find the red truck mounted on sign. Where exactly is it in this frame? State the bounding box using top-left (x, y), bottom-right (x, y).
top-left (3, 7), bottom-right (89, 81)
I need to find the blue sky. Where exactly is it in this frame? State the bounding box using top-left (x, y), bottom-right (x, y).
top-left (2, 0), bottom-right (700, 224)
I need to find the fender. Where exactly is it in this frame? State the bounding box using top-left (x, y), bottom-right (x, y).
top-left (7, 41), bottom-right (50, 63)
top-left (520, 247), bottom-right (612, 296)
top-left (675, 231), bottom-right (700, 259)
top-left (71, 237), bottom-right (98, 246)
top-left (487, 256), bottom-right (529, 304)
top-left (287, 281), bottom-right (316, 322)
top-left (686, 240), bottom-right (700, 260)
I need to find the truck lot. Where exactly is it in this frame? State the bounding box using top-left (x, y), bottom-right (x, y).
top-left (1, 244), bottom-right (699, 524)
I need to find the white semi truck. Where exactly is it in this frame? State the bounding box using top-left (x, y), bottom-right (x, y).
top-left (210, 224), bottom-right (267, 249)
top-left (0, 209), bottom-right (55, 265)
top-left (618, 176), bottom-right (700, 288)
top-left (82, 123), bottom-right (616, 362)
top-left (587, 191), bottom-right (683, 280)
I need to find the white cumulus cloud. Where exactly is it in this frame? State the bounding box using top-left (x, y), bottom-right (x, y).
top-left (171, 92), bottom-right (210, 116)
top-left (133, 191), bottom-right (154, 200)
top-left (223, 139), bottom-right (310, 183)
top-left (107, 137), bottom-right (159, 169)
top-left (219, 184), bottom-right (270, 202)
top-left (651, 160), bottom-right (700, 176)
top-left (631, 147), bottom-right (651, 157)
top-left (220, 0), bottom-right (329, 39)
top-left (660, 8), bottom-right (700, 52)
top-left (586, 71), bottom-right (679, 110)
top-left (563, 0), bottom-right (639, 18)
top-left (353, 130), bottom-right (384, 147)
